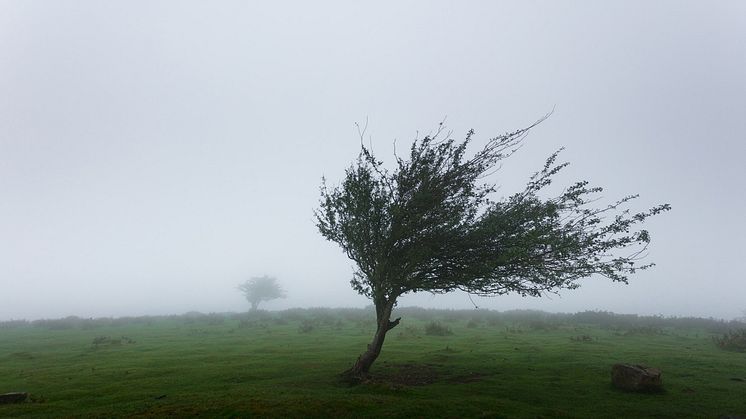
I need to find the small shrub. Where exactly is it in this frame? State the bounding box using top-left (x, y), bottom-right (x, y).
top-left (466, 319), bottom-right (480, 329)
top-left (424, 321), bottom-right (453, 336)
top-left (713, 329), bottom-right (746, 352)
top-left (92, 336), bottom-right (110, 346)
top-left (298, 320), bottom-right (315, 333)
top-left (570, 335), bottom-right (593, 342)
top-left (504, 326), bottom-right (523, 334)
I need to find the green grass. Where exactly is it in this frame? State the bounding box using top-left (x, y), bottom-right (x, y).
top-left (1, 309), bottom-right (745, 418)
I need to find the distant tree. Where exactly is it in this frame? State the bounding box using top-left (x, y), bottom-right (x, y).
top-left (237, 276), bottom-right (286, 311)
top-left (316, 117), bottom-right (670, 381)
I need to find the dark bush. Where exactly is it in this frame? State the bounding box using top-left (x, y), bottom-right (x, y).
top-left (504, 325), bottom-right (523, 334)
top-left (92, 336), bottom-right (110, 345)
top-left (466, 319), bottom-right (480, 328)
top-left (298, 319), bottom-right (315, 333)
top-left (713, 329), bottom-right (746, 352)
top-left (424, 321), bottom-right (453, 336)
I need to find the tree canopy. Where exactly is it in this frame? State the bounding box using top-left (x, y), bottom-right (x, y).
top-left (315, 118), bottom-right (670, 380)
top-left (237, 275), bottom-right (286, 311)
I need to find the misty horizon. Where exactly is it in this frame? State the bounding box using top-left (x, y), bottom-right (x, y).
top-left (2, 1), bottom-right (745, 322)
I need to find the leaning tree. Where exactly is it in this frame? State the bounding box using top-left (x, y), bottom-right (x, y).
top-left (315, 117), bottom-right (670, 381)
top-left (237, 275), bottom-right (286, 311)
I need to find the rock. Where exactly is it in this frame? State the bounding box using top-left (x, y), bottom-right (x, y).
top-left (0, 392), bottom-right (28, 404)
top-left (611, 363), bottom-right (663, 392)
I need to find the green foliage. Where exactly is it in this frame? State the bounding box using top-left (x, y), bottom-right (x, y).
top-left (316, 119), bottom-right (671, 375)
top-left (316, 118), bottom-right (670, 311)
top-left (237, 275), bottom-right (286, 311)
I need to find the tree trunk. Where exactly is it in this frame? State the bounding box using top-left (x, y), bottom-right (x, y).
top-left (250, 301), bottom-right (259, 311)
top-left (342, 300), bottom-right (400, 383)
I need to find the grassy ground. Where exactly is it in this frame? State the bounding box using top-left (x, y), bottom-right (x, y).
top-left (1, 308), bottom-right (745, 418)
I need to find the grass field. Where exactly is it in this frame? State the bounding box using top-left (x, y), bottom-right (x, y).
top-left (1, 308), bottom-right (745, 418)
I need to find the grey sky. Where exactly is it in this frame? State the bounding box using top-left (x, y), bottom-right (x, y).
top-left (1, 1), bottom-right (744, 320)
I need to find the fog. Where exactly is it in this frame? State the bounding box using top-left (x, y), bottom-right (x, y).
top-left (1, 1), bottom-right (744, 321)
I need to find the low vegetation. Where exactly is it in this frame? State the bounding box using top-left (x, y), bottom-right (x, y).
top-left (713, 329), bottom-right (746, 352)
top-left (424, 321), bottom-right (453, 336)
top-left (1, 308), bottom-right (744, 417)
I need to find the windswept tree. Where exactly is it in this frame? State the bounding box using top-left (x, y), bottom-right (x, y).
top-left (316, 117), bottom-right (670, 381)
top-left (237, 275), bottom-right (286, 311)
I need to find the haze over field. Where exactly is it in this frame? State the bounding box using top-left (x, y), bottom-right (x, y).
top-left (1, 1), bottom-right (744, 320)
